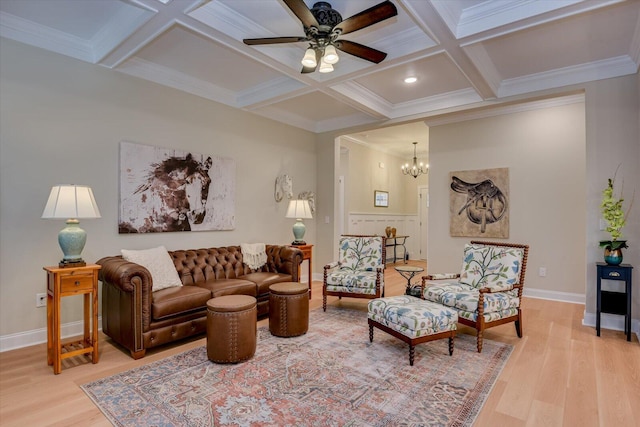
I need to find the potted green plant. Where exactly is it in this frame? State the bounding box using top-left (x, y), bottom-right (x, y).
top-left (599, 169), bottom-right (633, 265)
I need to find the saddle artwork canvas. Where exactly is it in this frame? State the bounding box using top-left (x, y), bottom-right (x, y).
top-left (119, 141), bottom-right (235, 233)
top-left (449, 167), bottom-right (509, 238)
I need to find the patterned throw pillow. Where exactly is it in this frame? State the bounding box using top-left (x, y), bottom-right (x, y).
top-left (339, 236), bottom-right (383, 271)
top-left (459, 244), bottom-right (523, 289)
top-left (121, 246), bottom-right (183, 292)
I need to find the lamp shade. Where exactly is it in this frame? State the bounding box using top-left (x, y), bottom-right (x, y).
top-left (286, 200), bottom-right (312, 219)
top-left (301, 48), bottom-right (318, 68)
top-left (42, 185), bottom-right (101, 219)
top-left (286, 199), bottom-right (312, 245)
top-left (42, 185), bottom-right (101, 267)
top-left (323, 44), bottom-right (339, 64)
top-left (318, 58), bottom-right (334, 73)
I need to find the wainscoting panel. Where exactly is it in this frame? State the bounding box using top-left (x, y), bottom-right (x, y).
top-left (348, 213), bottom-right (421, 261)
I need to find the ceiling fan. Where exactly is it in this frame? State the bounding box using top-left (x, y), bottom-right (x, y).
top-left (243, 1), bottom-right (398, 73)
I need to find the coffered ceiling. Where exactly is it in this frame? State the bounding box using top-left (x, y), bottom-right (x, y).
top-left (1, 0), bottom-right (638, 159)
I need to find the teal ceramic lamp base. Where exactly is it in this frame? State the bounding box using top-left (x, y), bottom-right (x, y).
top-left (58, 219), bottom-right (87, 267)
top-left (291, 219), bottom-right (306, 245)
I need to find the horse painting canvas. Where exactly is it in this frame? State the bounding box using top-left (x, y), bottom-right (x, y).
top-left (119, 142), bottom-right (235, 233)
top-left (449, 167), bottom-right (509, 238)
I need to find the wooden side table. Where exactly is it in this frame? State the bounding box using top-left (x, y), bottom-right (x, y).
top-left (291, 244), bottom-right (313, 299)
top-left (44, 264), bottom-right (101, 374)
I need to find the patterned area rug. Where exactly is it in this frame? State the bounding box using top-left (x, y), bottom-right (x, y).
top-left (82, 308), bottom-right (512, 426)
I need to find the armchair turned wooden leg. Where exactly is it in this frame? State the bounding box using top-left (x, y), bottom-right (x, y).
top-left (448, 337), bottom-right (454, 356)
top-left (369, 324), bottom-right (374, 342)
top-left (409, 344), bottom-right (415, 366)
top-left (323, 294), bottom-right (327, 312)
top-left (515, 321), bottom-right (522, 338)
top-left (476, 330), bottom-right (483, 353)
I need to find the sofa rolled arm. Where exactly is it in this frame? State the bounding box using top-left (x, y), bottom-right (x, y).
top-left (97, 256), bottom-right (152, 294)
top-left (265, 245), bottom-right (303, 281)
top-left (97, 256), bottom-right (153, 359)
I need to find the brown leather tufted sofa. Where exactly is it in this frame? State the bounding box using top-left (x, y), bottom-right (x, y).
top-left (98, 245), bottom-right (302, 359)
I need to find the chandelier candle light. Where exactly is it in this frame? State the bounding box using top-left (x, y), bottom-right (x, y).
top-left (41, 185), bottom-right (101, 268)
top-left (286, 199), bottom-right (313, 245)
top-left (402, 142), bottom-right (428, 178)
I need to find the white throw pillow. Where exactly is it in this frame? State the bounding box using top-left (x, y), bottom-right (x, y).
top-left (121, 246), bottom-right (182, 292)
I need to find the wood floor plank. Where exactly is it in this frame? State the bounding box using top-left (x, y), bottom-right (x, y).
top-left (563, 339), bottom-right (600, 427)
top-left (526, 400), bottom-right (564, 427)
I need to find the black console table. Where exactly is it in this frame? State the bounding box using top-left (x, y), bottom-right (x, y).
top-left (386, 236), bottom-right (408, 264)
top-left (596, 262), bottom-right (633, 341)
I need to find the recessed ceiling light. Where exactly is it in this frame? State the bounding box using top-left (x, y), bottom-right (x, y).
top-left (404, 76), bottom-right (418, 84)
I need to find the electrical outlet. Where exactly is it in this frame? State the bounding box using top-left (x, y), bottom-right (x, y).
top-left (599, 219), bottom-right (607, 231)
top-left (36, 293), bottom-right (46, 308)
top-left (538, 267), bottom-right (547, 277)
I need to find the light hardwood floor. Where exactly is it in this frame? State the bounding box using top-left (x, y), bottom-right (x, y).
top-left (1, 260), bottom-right (638, 426)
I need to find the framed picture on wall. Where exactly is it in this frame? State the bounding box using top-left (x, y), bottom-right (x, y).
top-left (374, 190), bottom-right (389, 207)
top-left (119, 141), bottom-right (236, 233)
top-left (449, 167), bottom-right (509, 238)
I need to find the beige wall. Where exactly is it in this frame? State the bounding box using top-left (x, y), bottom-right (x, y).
top-left (0, 40), bottom-right (316, 338)
top-left (317, 74), bottom-right (638, 330)
top-left (427, 101), bottom-right (587, 295)
top-left (1, 36), bottom-right (638, 345)
top-left (339, 139), bottom-right (428, 214)
top-left (584, 75), bottom-right (639, 316)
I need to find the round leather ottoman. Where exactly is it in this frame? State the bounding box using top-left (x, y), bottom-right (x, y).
top-left (269, 282), bottom-right (309, 337)
top-left (206, 295), bottom-right (257, 363)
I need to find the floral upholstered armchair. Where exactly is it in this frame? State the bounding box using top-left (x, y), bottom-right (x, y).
top-left (323, 235), bottom-right (386, 311)
top-left (419, 241), bottom-right (529, 352)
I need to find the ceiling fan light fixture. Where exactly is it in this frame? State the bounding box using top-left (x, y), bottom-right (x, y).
top-left (319, 58), bottom-right (334, 73)
top-left (323, 44), bottom-right (339, 64)
top-left (301, 48), bottom-right (318, 67)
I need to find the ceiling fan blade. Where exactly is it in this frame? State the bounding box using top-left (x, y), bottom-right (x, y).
top-left (334, 40), bottom-right (387, 63)
top-left (333, 1), bottom-right (397, 35)
top-left (301, 48), bottom-right (322, 73)
top-left (283, 0), bottom-right (319, 29)
top-left (243, 36), bottom-right (309, 45)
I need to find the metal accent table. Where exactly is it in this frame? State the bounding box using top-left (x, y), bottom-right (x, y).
top-left (386, 235), bottom-right (409, 263)
top-left (395, 265), bottom-right (424, 295)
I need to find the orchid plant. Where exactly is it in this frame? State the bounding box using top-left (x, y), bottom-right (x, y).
top-left (599, 168), bottom-right (633, 250)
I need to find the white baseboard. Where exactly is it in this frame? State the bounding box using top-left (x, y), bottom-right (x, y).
top-left (0, 317), bottom-right (102, 353)
top-left (524, 288), bottom-right (639, 341)
top-left (523, 288), bottom-right (586, 304)
top-left (3, 287), bottom-right (636, 352)
top-left (582, 311), bottom-right (640, 341)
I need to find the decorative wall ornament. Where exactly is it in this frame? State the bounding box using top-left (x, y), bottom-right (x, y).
top-left (119, 141), bottom-right (235, 233)
top-left (449, 167), bottom-right (509, 238)
top-left (274, 174), bottom-right (293, 202)
top-left (298, 191), bottom-right (316, 214)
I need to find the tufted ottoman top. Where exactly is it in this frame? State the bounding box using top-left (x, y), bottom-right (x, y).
top-left (206, 295), bottom-right (256, 313)
top-left (269, 281), bottom-right (308, 295)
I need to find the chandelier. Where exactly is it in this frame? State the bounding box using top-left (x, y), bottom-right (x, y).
top-left (401, 142), bottom-right (428, 178)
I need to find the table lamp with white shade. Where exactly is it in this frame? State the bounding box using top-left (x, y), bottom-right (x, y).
top-left (286, 199), bottom-right (312, 245)
top-left (41, 185), bottom-right (101, 267)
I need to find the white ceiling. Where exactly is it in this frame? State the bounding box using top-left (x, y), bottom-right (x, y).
top-left (1, 0), bottom-right (638, 159)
